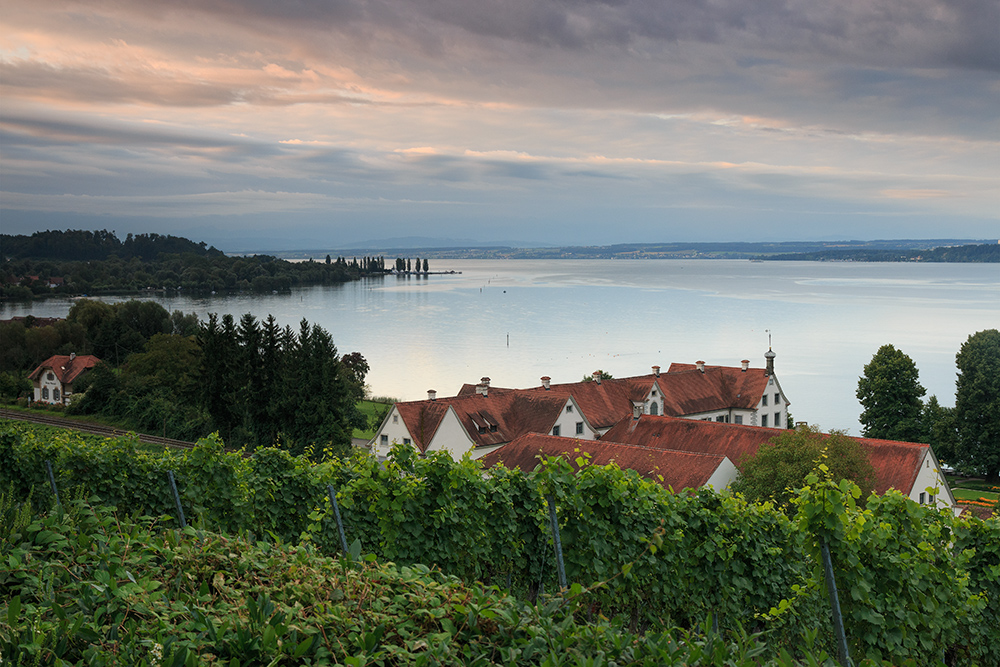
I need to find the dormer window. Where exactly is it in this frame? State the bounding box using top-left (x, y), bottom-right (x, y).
top-left (478, 426), bottom-right (486, 434)
top-left (489, 424), bottom-right (498, 433)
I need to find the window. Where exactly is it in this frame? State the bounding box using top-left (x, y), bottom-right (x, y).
top-left (775, 412), bottom-right (781, 427)
top-left (380, 435), bottom-right (388, 446)
top-left (42, 387), bottom-right (49, 400)
top-left (565, 405), bottom-right (573, 413)
top-left (403, 438), bottom-right (411, 445)
top-left (774, 393), bottom-right (780, 404)
top-left (761, 414), bottom-right (768, 427)
top-left (552, 425), bottom-right (561, 436)
top-left (393, 415), bottom-right (398, 423)
top-left (734, 415), bottom-right (743, 425)
top-left (47, 372), bottom-right (54, 381)
top-left (53, 389), bottom-right (60, 401)
top-left (575, 422), bottom-right (584, 435)
top-left (928, 494), bottom-right (935, 504)
top-left (650, 402), bottom-right (658, 416)
top-left (919, 492), bottom-right (926, 504)
top-left (490, 424), bottom-right (498, 432)
top-left (762, 394), bottom-right (768, 406)
top-left (651, 390), bottom-right (657, 397)
top-left (716, 416), bottom-right (725, 422)
top-left (478, 426), bottom-right (486, 434)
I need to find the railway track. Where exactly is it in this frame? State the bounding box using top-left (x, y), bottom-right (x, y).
top-left (0, 408), bottom-right (197, 451)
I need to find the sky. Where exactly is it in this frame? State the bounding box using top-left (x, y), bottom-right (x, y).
top-left (2, 0), bottom-right (998, 251)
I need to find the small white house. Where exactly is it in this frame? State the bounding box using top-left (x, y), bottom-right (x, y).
top-left (28, 353), bottom-right (101, 405)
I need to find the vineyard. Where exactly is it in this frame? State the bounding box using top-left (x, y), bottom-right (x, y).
top-left (2, 421), bottom-right (998, 665)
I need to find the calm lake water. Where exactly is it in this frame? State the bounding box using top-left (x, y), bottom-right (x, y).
top-left (4, 259), bottom-right (998, 435)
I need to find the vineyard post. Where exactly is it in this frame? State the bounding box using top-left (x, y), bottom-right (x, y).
top-left (545, 494), bottom-right (567, 591)
top-left (327, 484), bottom-right (349, 554)
top-left (167, 470), bottom-right (187, 529)
top-left (821, 536), bottom-right (852, 667)
top-left (45, 460), bottom-right (60, 507)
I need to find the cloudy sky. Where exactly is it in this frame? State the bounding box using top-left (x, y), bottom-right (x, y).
top-left (2, 0), bottom-right (998, 250)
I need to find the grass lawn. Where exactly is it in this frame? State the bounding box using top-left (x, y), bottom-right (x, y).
top-left (352, 399), bottom-right (392, 440)
top-left (952, 487), bottom-right (1000, 502)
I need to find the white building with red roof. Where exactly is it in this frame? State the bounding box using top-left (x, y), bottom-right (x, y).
top-left (28, 353), bottom-right (101, 405)
top-left (370, 350), bottom-right (789, 460)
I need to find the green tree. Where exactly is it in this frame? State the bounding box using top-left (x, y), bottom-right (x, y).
top-left (922, 395), bottom-right (959, 465)
top-left (954, 329), bottom-right (1000, 482)
top-left (856, 344), bottom-right (926, 442)
top-left (732, 425), bottom-right (876, 509)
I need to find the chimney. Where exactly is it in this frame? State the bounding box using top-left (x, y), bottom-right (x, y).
top-left (695, 360), bottom-right (705, 373)
top-left (70, 352), bottom-right (76, 361)
top-left (593, 371), bottom-right (602, 385)
top-left (481, 376), bottom-right (491, 387)
top-left (741, 359), bottom-right (749, 372)
top-left (541, 376), bottom-right (551, 390)
top-left (632, 402), bottom-right (642, 419)
top-left (652, 365), bottom-right (660, 377)
top-left (428, 389), bottom-right (437, 401)
top-left (765, 349), bottom-right (776, 376)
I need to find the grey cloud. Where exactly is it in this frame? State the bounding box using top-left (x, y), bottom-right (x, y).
top-left (81, 0), bottom-right (999, 71)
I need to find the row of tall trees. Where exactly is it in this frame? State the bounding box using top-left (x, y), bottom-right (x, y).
top-left (393, 257), bottom-right (429, 272)
top-left (856, 329), bottom-right (1000, 481)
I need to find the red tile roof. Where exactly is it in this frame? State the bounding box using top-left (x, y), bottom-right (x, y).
top-left (479, 433), bottom-right (729, 491)
top-left (603, 414), bottom-right (931, 496)
top-left (28, 354), bottom-right (101, 385)
top-left (659, 365), bottom-right (773, 414)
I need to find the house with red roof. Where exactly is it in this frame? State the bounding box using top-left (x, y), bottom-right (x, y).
top-left (370, 350), bottom-right (789, 460)
top-left (28, 353), bottom-right (101, 405)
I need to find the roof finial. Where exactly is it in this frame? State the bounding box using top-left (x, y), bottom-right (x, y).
top-left (766, 329), bottom-right (772, 350)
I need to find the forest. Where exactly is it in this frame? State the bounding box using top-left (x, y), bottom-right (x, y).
top-left (0, 299), bottom-right (368, 455)
top-left (0, 229), bottom-right (394, 299)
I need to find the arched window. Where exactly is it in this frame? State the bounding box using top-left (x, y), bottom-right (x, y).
top-left (54, 388), bottom-right (60, 402)
top-left (650, 402), bottom-right (659, 416)
top-left (42, 387), bottom-right (49, 400)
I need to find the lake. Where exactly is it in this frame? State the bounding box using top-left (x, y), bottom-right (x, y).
top-left (3, 259), bottom-right (997, 435)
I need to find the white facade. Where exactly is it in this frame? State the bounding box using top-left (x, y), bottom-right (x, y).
top-left (752, 375), bottom-right (789, 429)
top-left (908, 448), bottom-right (957, 513)
top-left (372, 405), bottom-right (416, 458)
top-left (424, 409), bottom-right (477, 459)
top-left (704, 457), bottom-right (740, 491)
top-left (34, 370), bottom-right (65, 404)
top-left (549, 397), bottom-right (598, 440)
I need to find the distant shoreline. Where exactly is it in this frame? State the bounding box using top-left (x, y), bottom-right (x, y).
top-left (263, 240), bottom-right (999, 263)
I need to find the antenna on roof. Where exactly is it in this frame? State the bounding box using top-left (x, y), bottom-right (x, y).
top-left (766, 329), bottom-right (772, 349)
